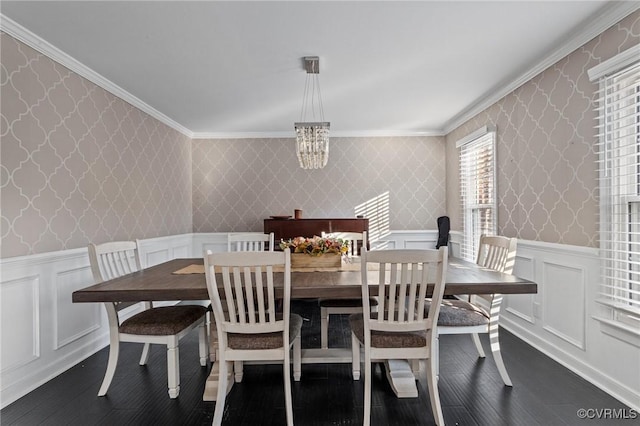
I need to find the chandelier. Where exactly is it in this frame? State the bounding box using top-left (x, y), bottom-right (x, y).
top-left (294, 56), bottom-right (330, 169)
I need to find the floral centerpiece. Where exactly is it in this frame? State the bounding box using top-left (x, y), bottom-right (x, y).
top-left (279, 236), bottom-right (349, 256)
top-left (279, 236), bottom-right (349, 268)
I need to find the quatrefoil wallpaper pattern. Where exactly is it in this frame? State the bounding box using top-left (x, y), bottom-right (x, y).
top-left (446, 11), bottom-right (640, 248)
top-left (1, 33), bottom-right (193, 258)
top-left (191, 136), bottom-right (447, 234)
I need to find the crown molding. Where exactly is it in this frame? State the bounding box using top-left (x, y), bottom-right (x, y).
top-left (191, 131), bottom-right (291, 140)
top-left (0, 14), bottom-right (194, 139)
top-left (442, 1), bottom-right (640, 135)
top-left (331, 129), bottom-right (446, 138)
top-left (191, 129), bottom-right (445, 139)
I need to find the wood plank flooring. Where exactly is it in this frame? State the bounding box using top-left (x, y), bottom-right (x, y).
top-left (1, 300), bottom-right (632, 425)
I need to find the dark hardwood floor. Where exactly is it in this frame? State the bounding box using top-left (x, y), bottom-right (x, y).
top-left (1, 300), bottom-right (633, 425)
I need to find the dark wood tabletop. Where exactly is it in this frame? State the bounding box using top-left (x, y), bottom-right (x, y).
top-left (72, 257), bottom-right (537, 303)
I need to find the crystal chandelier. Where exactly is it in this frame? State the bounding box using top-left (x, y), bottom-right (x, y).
top-left (294, 56), bottom-right (330, 169)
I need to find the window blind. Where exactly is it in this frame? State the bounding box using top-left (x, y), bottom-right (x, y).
top-left (458, 127), bottom-right (497, 262)
top-left (593, 58), bottom-right (640, 321)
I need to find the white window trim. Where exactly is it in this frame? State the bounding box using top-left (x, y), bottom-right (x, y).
top-left (589, 45), bottom-right (640, 344)
top-left (457, 125), bottom-right (497, 262)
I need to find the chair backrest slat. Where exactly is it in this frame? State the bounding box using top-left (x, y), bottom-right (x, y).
top-left (233, 267), bottom-right (247, 324)
top-left (244, 266), bottom-right (257, 324)
top-left (377, 267), bottom-right (388, 319)
top-left (204, 249), bottom-right (290, 334)
top-left (255, 266), bottom-right (267, 323)
top-left (221, 267), bottom-right (238, 323)
top-left (362, 248), bottom-right (448, 334)
top-left (266, 265), bottom-right (276, 323)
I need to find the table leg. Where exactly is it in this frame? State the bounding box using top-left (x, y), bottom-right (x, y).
top-left (203, 360), bottom-right (234, 401)
top-left (384, 360), bottom-right (419, 398)
top-left (203, 316), bottom-right (234, 401)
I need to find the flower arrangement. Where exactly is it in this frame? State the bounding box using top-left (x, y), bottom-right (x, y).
top-left (279, 235), bottom-right (349, 257)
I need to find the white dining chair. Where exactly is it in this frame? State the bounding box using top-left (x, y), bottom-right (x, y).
top-left (204, 248), bottom-right (301, 426)
top-left (227, 232), bottom-right (274, 252)
top-left (350, 247), bottom-right (448, 426)
top-left (226, 231), bottom-right (275, 381)
top-left (318, 231), bottom-right (378, 349)
top-left (88, 241), bottom-right (208, 399)
top-left (432, 234), bottom-right (517, 386)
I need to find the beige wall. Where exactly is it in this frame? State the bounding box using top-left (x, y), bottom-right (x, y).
top-left (446, 11), bottom-right (640, 248)
top-left (192, 136), bottom-right (447, 233)
top-left (0, 33), bottom-right (193, 258)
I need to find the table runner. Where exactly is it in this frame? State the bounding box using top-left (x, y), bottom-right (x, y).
top-left (173, 261), bottom-right (364, 275)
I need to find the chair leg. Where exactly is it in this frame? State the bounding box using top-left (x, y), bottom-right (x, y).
top-left (471, 332), bottom-right (486, 358)
top-left (234, 361), bottom-right (244, 382)
top-left (425, 355), bottom-right (445, 426)
top-left (213, 360), bottom-right (231, 426)
top-left (98, 336), bottom-right (119, 396)
top-left (198, 322), bottom-right (208, 367)
top-left (493, 346), bottom-right (513, 386)
top-left (139, 343), bottom-right (151, 365)
top-left (320, 307), bottom-right (329, 349)
top-left (293, 334), bottom-right (301, 382)
top-left (167, 337), bottom-right (180, 398)
top-left (489, 330), bottom-right (512, 386)
top-left (209, 315), bottom-right (217, 362)
top-left (363, 347), bottom-right (372, 426)
top-left (351, 332), bottom-right (360, 380)
top-left (283, 351), bottom-right (294, 426)
top-left (435, 335), bottom-right (440, 381)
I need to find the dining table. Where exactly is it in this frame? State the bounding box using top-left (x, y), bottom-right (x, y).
top-left (72, 256), bottom-right (537, 400)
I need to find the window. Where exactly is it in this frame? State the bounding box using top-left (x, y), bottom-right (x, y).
top-left (458, 126), bottom-right (497, 262)
top-left (589, 45), bottom-right (640, 335)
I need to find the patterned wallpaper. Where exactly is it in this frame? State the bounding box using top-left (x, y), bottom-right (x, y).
top-left (192, 136), bottom-right (446, 234)
top-left (446, 11), bottom-right (640, 248)
top-left (3, 9), bottom-right (637, 257)
top-left (0, 33), bottom-right (193, 258)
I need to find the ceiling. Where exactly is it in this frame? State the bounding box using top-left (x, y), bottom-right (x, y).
top-left (1, 1), bottom-right (634, 138)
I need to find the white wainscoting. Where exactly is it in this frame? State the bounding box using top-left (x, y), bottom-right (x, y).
top-left (1, 231), bottom-right (638, 411)
top-left (191, 233), bottom-right (228, 257)
top-left (1, 247), bottom-right (101, 408)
